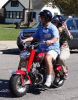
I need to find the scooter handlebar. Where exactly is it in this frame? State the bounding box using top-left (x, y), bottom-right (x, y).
top-left (20, 37), bottom-right (46, 49)
top-left (20, 37), bottom-right (27, 48)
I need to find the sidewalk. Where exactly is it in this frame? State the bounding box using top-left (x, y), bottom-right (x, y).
top-left (0, 41), bottom-right (20, 54)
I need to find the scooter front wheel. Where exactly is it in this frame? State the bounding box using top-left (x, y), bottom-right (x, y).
top-left (9, 74), bottom-right (29, 97)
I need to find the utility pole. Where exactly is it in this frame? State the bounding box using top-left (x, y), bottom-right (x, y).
top-left (27, 0), bottom-right (30, 27)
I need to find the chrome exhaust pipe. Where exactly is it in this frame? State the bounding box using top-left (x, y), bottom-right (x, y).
top-left (34, 72), bottom-right (43, 85)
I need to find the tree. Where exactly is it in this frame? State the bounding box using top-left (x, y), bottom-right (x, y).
top-left (42, 0), bottom-right (78, 16)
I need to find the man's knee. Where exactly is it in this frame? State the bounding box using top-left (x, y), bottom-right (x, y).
top-left (45, 54), bottom-right (52, 62)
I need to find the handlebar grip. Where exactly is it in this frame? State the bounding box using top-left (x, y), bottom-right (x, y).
top-left (21, 41), bottom-right (24, 47)
top-left (19, 37), bottom-right (26, 47)
top-left (43, 41), bottom-right (46, 44)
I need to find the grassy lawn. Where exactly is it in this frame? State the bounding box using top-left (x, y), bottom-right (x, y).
top-left (0, 28), bottom-right (21, 40)
top-left (0, 24), bottom-right (28, 29)
top-left (0, 24), bottom-right (16, 28)
top-left (0, 24), bottom-right (30, 40)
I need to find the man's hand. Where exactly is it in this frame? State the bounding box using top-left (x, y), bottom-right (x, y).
top-left (20, 39), bottom-right (26, 44)
top-left (45, 36), bottom-right (58, 45)
top-left (45, 40), bottom-right (53, 45)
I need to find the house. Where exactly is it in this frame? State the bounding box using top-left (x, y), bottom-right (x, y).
top-left (1, 0), bottom-right (61, 24)
top-left (41, 2), bottom-right (61, 17)
top-left (2, 0), bottom-right (33, 24)
top-left (1, 0), bottom-right (45, 24)
top-left (0, 8), bottom-right (4, 23)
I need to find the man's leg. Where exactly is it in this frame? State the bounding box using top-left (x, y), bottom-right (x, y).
top-left (44, 54), bottom-right (53, 87)
top-left (58, 47), bottom-right (70, 79)
top-left (58, 47), bottom-right (70, 73)
top-left (44, 50), bottom-right (58, 87)
top-left (45, 54), bottom-right (53, 75)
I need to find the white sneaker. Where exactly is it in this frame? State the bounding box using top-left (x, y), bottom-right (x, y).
top-left (44, 80), bottom-right (52, 87)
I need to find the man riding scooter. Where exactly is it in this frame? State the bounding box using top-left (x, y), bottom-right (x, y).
top-left (22, 10), bottom-right (60, 87)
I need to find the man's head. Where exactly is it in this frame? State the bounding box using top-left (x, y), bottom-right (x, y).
top-left (39, 10), bottom-right (52, 25)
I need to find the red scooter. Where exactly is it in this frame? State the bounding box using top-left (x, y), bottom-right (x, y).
top-left (9, 41), bottom-right (66, 97)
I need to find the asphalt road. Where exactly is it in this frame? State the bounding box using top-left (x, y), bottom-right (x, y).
top-left (0, 50), bottom-right (78, 100)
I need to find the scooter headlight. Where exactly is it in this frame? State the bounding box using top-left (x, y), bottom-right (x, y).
top-left (20, 50), bottom-right (30, 59)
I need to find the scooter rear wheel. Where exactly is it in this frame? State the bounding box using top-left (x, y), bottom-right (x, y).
top-left (52, 72), bottom-right (64, 88)
top-left (9, 74), bottom-right (29, 97)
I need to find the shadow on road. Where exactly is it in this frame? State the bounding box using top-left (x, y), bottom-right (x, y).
top-left (0, 48), bottom-right (20, 55)
top-left (0, 79), bottom-right (13, 98)
top-left (27, 85), bottom-right (42, 95)
top-left (0, 79), bottom-right (42, 98)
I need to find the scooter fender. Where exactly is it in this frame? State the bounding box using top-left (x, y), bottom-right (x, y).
top-left (55, 65), bottom-right (62, 71)
top-left (12, 70), bottom-right (32, 85)
top-left (12, 70), bottom-right (26, 75)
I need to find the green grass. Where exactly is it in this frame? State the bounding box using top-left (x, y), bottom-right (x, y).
top-left (0, 28), bottom-right (21, 40)
top-left (0, 24), bottom-right (32, 40)
top-left (0, 24), bottom-right (16, 28)
top-left (0, 24), bottom-right (28, 29)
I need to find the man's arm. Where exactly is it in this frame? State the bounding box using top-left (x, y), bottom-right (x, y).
top-left (22, 36), bottom-right (35, 43)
